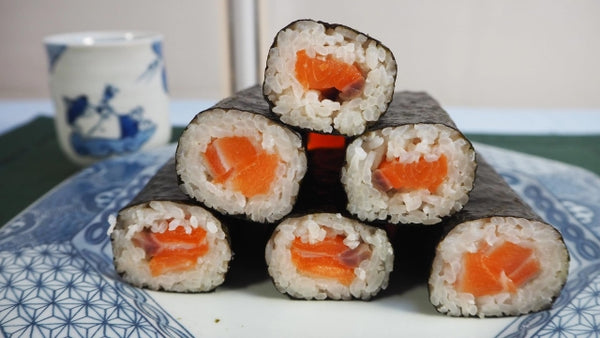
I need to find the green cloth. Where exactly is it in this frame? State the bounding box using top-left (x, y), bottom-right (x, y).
top-left (0, 116), bottom-right (598, 226)
top-left (467, 134), bottom-right (600, 174)
top-left (0, 117), bottom-right (184, 226)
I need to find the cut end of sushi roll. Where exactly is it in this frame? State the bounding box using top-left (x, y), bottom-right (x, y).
top-left (263, 19), bottom-right (397, 136)
top-left (176, 109), bottom-right (307, 223)
top-left (342, 124), bottom-right (476, 225)
top-left (265, 213), bottom-right (394, 300)
top-left (428, 217), bottom-right (569, 317)
top-left (111, 201), bottom-right (232, 292)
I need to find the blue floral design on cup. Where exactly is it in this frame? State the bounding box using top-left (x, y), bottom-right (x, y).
top-left (64, 85), bottom-right (157, 157)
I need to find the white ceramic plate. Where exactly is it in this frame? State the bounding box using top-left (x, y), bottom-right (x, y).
top-left (1, 143), bottom-right (599, 338)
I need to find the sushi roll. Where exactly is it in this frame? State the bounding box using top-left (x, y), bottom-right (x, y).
top-left (176, 85), bottom-right (307, 223)
top-left (265, 213), bottom-right (394, 300)
top-left (428, 157), bottom-right (570, 317)
top-left (109, 158), bottom-right (232, 292)
top-left (341, 91), bottom-right (477, 225)
top-left (263, 19), bottom-right (397, 136)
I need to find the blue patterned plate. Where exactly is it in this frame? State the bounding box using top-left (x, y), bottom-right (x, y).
top-left (1, 143), bottom-right (599, 337)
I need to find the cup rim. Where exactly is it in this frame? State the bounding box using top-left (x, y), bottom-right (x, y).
top-left (44, 31), bottom-right (162, 47)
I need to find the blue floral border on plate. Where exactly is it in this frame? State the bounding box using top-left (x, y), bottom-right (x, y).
top-left (0, 145), bottom-right (193, 338)
top-left (0, 143), bottom-right (599, 337)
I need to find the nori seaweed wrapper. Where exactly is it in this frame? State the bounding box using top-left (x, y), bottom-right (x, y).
top-left (176, 85), bottom-right (288, 147)
top-left (294, 144), bottom-right (348, 215)
top-left (364, 91), bottom-right (467, 136)
top-left (124, 157), bottom-right (194, 209)
top-left (200, 84), bottom-right (280, 122)
top-left (116, 157), bottom-right (230, 240)
top-left (439, 154), bottom-right (546, 233)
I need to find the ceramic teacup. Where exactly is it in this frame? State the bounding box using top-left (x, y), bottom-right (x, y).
top-left (44, 31), bottom-right (171, 166)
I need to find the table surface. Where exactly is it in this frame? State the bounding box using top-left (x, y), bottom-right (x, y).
top-left (1, 99), bottom-right (599, 226)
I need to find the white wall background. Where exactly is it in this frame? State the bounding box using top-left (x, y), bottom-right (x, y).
top-left (1, 0), bottom-right (599, 109)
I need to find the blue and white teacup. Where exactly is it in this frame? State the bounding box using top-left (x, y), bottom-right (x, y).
top-left (44, 31), bottom-right (171, 165)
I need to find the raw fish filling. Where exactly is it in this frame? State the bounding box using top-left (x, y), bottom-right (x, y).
top-left (373, 155), bottom-right (448, 193)
top-left (132, 225), bottom-right (209, 276)
top-left (457, 241), bottom-right (541, 297)
top-left (306, 132), bottom-right (346, 151)
top-left (203, 136), bottom-right (280, 197)
top-left (290, 234), bottom-right (372, 286)
top-left (295, 50), bottom-right (365, 101)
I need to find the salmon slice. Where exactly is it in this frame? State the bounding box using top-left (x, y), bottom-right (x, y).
top-left (459, 252), bottom-right (505, 297)
top-left (149, 245), bottom-right (209, 276)
top-left (231, 152), bottom-right (279, 197)
top-left (152, 224), bottom-right (207, 245)
top-left (306, 132), bottom-right (346, 150)
top-left (373, 154), bottom-right (448, 193)
top-left (484, 241), bottom-right (534, 277)
top-left (290, 234), bottom-right (372, 286)
top-left (202, 136), bottom-right (281, 197)
top-left (133, 226), bottom-right (210, 277)
top-left (203, 136), bottom-right (257, 183)
top-left (295, 49), bottom-right (365, 100)
top-left (458, 241), bottom-right (540, 296)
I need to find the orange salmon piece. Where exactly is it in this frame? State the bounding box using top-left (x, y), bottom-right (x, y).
top-left (292, 256), bottom-right (356, 286)
top-left (459, 241), bottom-right (541, 296)
top-left (306, 132), bottom-right (346, 150)
top-left (484, 241), bottom-right (534, 276)
top-left (203, 136), bottom-right (257, 183)
top-left (295, 50), bottom-right (365, 97)
top-left (146, 226), bottom-right (210, 276)
top-left (290, 235), bottom-right (366, 286)
top-left (485, 241), bottom-right (540, 289)
top-left (149, 245), bottom-right (209, 276)
top-left (374, 154), bottom-right (448, 193)
top-left (203, 142), bottom-right (229, 181)
top-left (152, 225), bottom-right (207, 245)
top-left (203, 136), bottom-right (280, 197)
top-left (231, 152), bottom-right (280, 197)
top-left (460, 252), bottom-right (504, 297)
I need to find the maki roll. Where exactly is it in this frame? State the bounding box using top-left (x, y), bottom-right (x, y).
top-left (428, 157), bottom-right (570, 317)
top-left (110, 158), bottom-right (232, 292)
top-left (341, 91), bottom-right (477, 225)
top-left (176, 85), bottom-right (307, 223)
top-left (263, 19), bottom-right (397, 136)
top-left (265, 213), bottom-right (394, 300)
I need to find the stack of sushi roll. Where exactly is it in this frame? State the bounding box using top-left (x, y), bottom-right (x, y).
top-left (110, 158), bottom-right (232, 292)
top-left (107, 17), bottom-right (569, 316)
